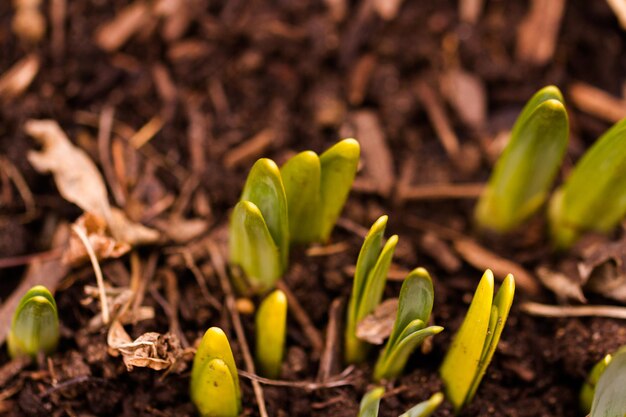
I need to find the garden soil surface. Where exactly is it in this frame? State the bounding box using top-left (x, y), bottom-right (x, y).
top-left (1, 1), bottom-right (626, 416)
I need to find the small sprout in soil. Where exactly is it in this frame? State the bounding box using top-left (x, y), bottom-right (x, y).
top-left (345, 215), bottom-right (398, 364)
top-left (190, 327), bottom-right (241, 417)
top-left (373, 268), bottom-right (443, 381)
top-left (255, 289), bottom-right (287, 379)
top-left (8, 285), bottom-right (59, 359)
top-left (589, 346), bottom-right (626, 417)
top-left (548, 117), bottom-right (626, 249)
top-left (358, 386), bottom-right (384, 417)
top-left (475, 85), bottom-right (568, 233)
top-left (229, 158), bottom-right (289, 293)
top-left (440, 270), bottom-right (515, 413)
top-left (580, 353), bottom-right (613, 414)
top-left (399, 392), bottom-right (444, 417)
top-left (280, 138), bottom-right (360, 244)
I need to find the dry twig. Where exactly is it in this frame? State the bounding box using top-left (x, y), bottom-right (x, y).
top-left (521, 302), bottom-right (626, 319)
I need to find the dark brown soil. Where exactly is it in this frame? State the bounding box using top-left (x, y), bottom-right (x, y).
top-left (2, 0), bottom-right (626, 416)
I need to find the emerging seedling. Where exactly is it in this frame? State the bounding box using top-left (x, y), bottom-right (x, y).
top-left (358, 387), bottom-right (384, 417)
top-left (255, 289), bottom-right (287, 378)
top-left (229, 158), bottom-right (289, 292)
top-left (580, 353), bottom-right (613, 414)
top-left (399, 392), bottom-right (444, 417)
top-left (549, 117), bottom-right (626, 248)
top-left (373, 268), bottom-right (443, 381)
top-left (280, 138), bottom-right (360, 244)
top-left (190, 327), bottom-right (241, 417)
top-left (440, 270), bottom-right (515, 413)
top-left (588, 346), bottom-right (626, 417)
top-left (345, 216), bottom-right (398, 364)
top-left (8, 285), bottom-right (59, 359)
top-left (475, 86), bottom-right (568, 233)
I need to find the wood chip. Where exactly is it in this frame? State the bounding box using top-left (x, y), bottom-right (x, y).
top-left (317, 298), bottom-right (343, 382)
top-left (414, 79), bottom-right (460, 159)
top-left (516, 0), bottom-right (565, 65)
top-left (129, 116), bottom-right (164, 149)
top-left (440, 69), bottom-right (487, 130)
top-left (419, 232), bottom-right (462, 273)
top-left (606, 0), bottom-right (626, 30)
top-left (12, 0), bottom-right (45, 43)
top-left (348, 54), bottom-right (376, 106)
top-left (398, 182), bottom-right (484, 201)
top-left (459, 0), bottom-right (484, 24)
top-left (0, 54), bottom-right (40, 99)
top-left (453, 238), bottom-right (541, 295)
top-left (224, 128), bottom-right (275, 169)
top-left (569, 82), bottom-right (626, 123)
top-left (95, 2), bottom-right (152, 52)
top-left (371, 0), bottom-right (405, 20)
top-left (350, 111), bottom-right (395, 197)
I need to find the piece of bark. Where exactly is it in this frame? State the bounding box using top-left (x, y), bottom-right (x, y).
top-left (348, 54), bottom-right (376, 106)
top-left (516, 0), bottom-right (565, 65)
top-left (350, 111), bottom-right (395, 197)
top-left (224, 129), bottom-right (275, 169)
top-left (95, 2), bottom-right (152, 52)
top-left (398, 182), bottom-right (484, 201)
top-left (569, 82), bottom-right (626, 123)
top-left (0, 54), bottom-right (40, 99)
top-left (0, 225), bottom-right (69, 345)
top-left (453, 238), bottom-right (541, 295)
top-left (419, 232), bottom-right (462, 273)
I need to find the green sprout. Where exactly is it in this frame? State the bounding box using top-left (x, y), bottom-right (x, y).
top-left (190, 327), bottom-right (241, 417)
top-left (475, 86), bottom-right (568, 233)
top-left (8, 285), bottom-right (59, 359)
top-left (229, 158), bottom-right (289, 292)
top-left (280, 138), bottom-right (360, 244)
top-left (581, 353), bottom-right (613, 414)
top-left (590, 346), bottom-right (626, 417)
top-left (255, 289), bottom-right (287, 379)
top-left (345, 215), bottom-right (398, 364)
top-left (399, 392), bottom-right (444, 417)
top-left (358, 387), bottom-right (384, 417)
top-left (548, 117), bottom-right (626, 248)
top-left (373, 268), bottom-right (443, 381)
top-left (440, 270), bottom-right (515, 413)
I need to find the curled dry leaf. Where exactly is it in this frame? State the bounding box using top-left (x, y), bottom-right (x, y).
top-left (63, 213), bottom-right (130, 266)
top-left (107, 321), bottom-right (188, 372)
top-left (356, 298), bottom-right (398, 345)
top-left (535, 265), bottom-right (586, 304)
top-left (577, 236), bottom-right (626, 302)
top-left (25, 119), bottom-right (160, 246)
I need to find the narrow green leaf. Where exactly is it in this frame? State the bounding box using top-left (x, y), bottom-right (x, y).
top-left (399, 392), bottom-right (445, 417)
top-left (475, 86), bottom-right (568, 232)
top-left (440, 270), bottom-right (495, 412)
top-left (549, 117), bottom-right (626, 248)
top-left (8, 285), bottom-right (59, 359)
top-left (581, 354), bottom-right (613, 414)
top-left (229, 201), bottom-right (282, 292)
top-left (591, 346), bottom-right (626, 417)
top-left (192, 358), bottom-right (240, 417)
top-left (255, 290), bottom-right (287, 378)
top-left (318, 138), bottom-right (360, 241)
top-left (191, 327), bottom-right (241, 410)
top-left (280, 151), bottom-right (321, 244)
top-left (386, 268), bottom-right (434, 351)
top-left (345, 215), bottom-right (390, 364)
top-left (374, 325), bottom-right (443, 381)
top-left (240, 158), bottom-right (289, 268)
top-left (358, 387), bottom-right (385, 417)
top-left (466, 274), bottom-right (515, 404)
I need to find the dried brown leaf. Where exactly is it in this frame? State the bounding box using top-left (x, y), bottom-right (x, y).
top-left (441, 69), bottom-right (487, 129)
top-left (154, 217), bottom-right (209, 243)
top-left (535, 265), bottom-right (586, 304)
top-left (25, 120), bottom-right (160, 246)
top-left (356, 298), bottom-right (398, 345)
top-left (107, 321), bottom-right (187, 372)
top-left (63, 213), bottom-right (131, 266)
top-left (577, 236), bottom-right (626, 302)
